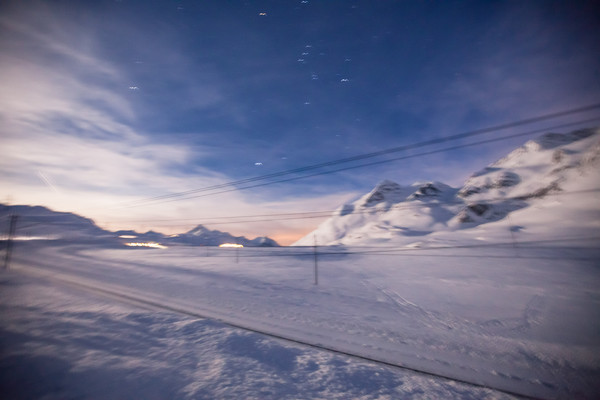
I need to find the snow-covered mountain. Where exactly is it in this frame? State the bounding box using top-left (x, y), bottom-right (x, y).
top-left (0, 205), bottom-right (279, 247)
top-left (172, 225), bottom-right (278, 247)
top-left (294, 128), bottom-right (600, 246)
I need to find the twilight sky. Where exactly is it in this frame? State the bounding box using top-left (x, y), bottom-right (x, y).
top-left (1, 0), bottom-right (599, 244)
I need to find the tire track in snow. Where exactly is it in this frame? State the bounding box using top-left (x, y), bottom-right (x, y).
top-left (10, 262), bottom-right (542, 400)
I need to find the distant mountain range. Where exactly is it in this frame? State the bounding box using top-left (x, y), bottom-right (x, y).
top-left (3, 128), bottom-right (598, 249)
top-left (294, 128), bottom-right (600, 246)
top-left (0, 204), bottom-right (279, 247)
top-left (168, 225), bottom-right (278, 247)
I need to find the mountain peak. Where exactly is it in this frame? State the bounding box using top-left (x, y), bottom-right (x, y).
top-left (407, 181), bottom-right (455, 201)
top-left (362, 180), bottom-right (406, 207)
top-left (180, 224), bottom-right (279, 247)
top-left (186, 225), bottom-right (210, 236)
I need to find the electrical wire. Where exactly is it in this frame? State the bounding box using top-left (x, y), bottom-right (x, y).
top-left (123, 118), bottom-right (600, 206)
top-left (119, 105), bottom-right (600, 207)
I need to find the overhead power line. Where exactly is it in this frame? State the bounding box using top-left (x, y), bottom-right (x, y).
top-left (125, 188), bottom-right (600, 227)
top-left (120, 104), bottom-right (600, 208)
top-left (123, 116), bottom-right (600, 206)
top-left (123, 103), bottom-right (600, 207)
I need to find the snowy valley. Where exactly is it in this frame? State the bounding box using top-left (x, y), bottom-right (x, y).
top-left (1, 129), bottom-right (599, 399)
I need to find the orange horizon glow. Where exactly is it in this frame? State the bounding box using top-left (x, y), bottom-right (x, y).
top-left (269, 229), bottom-right (313, 246)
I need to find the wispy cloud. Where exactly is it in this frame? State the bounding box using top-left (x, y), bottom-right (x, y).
top-left (0, 2), bottom-right (357, 243)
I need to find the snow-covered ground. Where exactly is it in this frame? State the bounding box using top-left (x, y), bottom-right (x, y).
top-left (0, 266), bottom-right (515, 400)
top-left (2, 240), bottom-right (599, 399)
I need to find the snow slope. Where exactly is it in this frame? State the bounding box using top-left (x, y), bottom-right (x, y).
top-left (0, 265), bottom-right (519, 400)
top-left (294, 128), bottom-right (600, 246)
top-left (5, 241), bottom-right (600, 399)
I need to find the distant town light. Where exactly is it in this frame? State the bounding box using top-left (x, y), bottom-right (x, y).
top-left (125, 242), bottom-right (167, 249)
top-left (219, 243), bottom-right (243, 248)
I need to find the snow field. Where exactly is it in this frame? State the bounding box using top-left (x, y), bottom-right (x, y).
top-left (4, 241), bottom-right (600, 399)
top-left (2, 264), bottom-right (518, 400)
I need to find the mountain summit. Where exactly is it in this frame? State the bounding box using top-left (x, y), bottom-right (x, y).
top-left (294, 128), bottom-right (600, 246)
top-left (176, 225), bottom-right (278, 247)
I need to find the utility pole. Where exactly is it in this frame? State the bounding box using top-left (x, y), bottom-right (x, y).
top-left (313, 234), bottom-right (318, 285)
top-left (506, 213), bottom-right (519, 257)
top-left (4, 215), bottom-right (18, 270)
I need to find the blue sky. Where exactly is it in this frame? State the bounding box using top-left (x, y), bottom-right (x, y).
top-left (1, 0), bottom-right (599, 244)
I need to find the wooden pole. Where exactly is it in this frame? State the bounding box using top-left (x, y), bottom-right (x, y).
top-left (4, 215), bottom-right (18, 270)
top-left (313, 234), bottom-right (318, 285)
top-left (507, 213), bottom-right (519, 257)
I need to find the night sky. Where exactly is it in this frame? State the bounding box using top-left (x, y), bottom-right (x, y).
top-left (1, 0), bottom-right (599, 244)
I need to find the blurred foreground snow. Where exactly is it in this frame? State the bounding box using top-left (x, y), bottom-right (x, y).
top-left (2, 241), bottom-right (599, 399)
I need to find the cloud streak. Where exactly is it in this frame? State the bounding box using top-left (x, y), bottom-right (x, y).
top-left (0, 2), bottom-right (358, 244)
